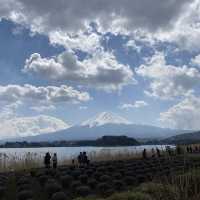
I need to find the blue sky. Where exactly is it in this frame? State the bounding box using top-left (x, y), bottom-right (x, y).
top-left (1, 0), bottom-right (200, 138)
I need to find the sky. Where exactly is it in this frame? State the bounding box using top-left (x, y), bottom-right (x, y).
top-left (1, 0), bottom-right (200, 138)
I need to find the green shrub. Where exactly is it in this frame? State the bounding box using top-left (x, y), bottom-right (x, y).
top-left (17, 184), bottom-right (31, 192)
top-left (60, 175), bottom-right (73, 188)
top-left (0, 186), bottom-right (6, 198)
top-left (94, 172), bottom-right (102, 181)
top-left (113, 180), bottom-right (125, 191)
top-left (38, 175), bottom-right (48, 186)
top-left (72, 170), bottom-right (81, 179)
top-left (99, 175), bottom-right (111, 182)
top-left (86, 169), bottom-right (93, 176)
top-left (17, 190), bottom-right (33, 200)
top-left (107, 192), bottom-right (152, 200)
top-left (123, 176), bottom-right (136, 185)
top-left (88, 178), bottom-right (98, 189)
top-left (113, 173), bottom-right (122, 179)
top-left (97, 182), bottom-right (111, 195)
top-left (71, 181), bottom-right (82, 191)
top-left (51, 192), bottom-right (67, 200)
top-left (45, 181), bottom-right (62, 197)
top-left (79, 175), bottom-right (88, 184)
top-left (76, 186), bottom-right (91, 197)
top-left (17, 177), bottom-right (30, 185)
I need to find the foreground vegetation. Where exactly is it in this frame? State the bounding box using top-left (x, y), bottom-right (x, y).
top-left (1, 152), bottom-right (200, 200)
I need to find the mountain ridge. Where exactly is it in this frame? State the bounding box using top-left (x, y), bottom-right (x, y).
top-left (0, 112), bottom-right (190, 143)
top-left (162, 131), bottom-right (200, 144)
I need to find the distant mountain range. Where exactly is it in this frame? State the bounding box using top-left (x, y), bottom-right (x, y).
top-left (163, 131), bottom-right (200, 144)
top-left (2, 112), bottom-right (189, 143)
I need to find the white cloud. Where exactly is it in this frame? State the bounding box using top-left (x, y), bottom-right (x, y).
top-left (136, 52), bottom-right (200, 100)
top-left (23, 50), bottom-right (135, 91)
top-left (0, 101), bottom-right (22, 120)
top-left (0, 115), bottom-right (70, 139)
top-left (120, 100), bottom-right (148, 110)
top-left (49, 31), bottom-right (102, 53)
top-left (31, 105), bottom-right (56, 113)
top-left (191, 54), bottom-right (200, 67)
top-left (125, 40), bottom-right (142, 53)
top-left (160, 95), bottom-right (200, 130)
top-left (79, 106), bottom-right (88, 110)
top-left (0, 0), bottom-right (190, 33)
top-left (0, 84), bottom-right (91, 105)
top-left (0, 0), bottom-right (195, 53)
top-left (154, 0), bottom-right (200, 52)
top-left (2, 0), bottom-right (200, 54)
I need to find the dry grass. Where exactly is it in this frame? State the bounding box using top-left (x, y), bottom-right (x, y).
top-left (0, 147), bottom-right (169, 172)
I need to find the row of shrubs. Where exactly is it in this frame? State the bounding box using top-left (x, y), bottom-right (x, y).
top-left (75, 170), bottom-right (200, 200)
top-left (0, 174), bottom-right (8, 199)
top-left (31, 155), bottom-right (198, 199)
top-left (4, 154), bottom-right (200, 200)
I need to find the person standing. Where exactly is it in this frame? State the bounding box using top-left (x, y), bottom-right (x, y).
top-left (142, 148), bottom-right (147, 159)
top-left (44, 152), bottom-right (51, 168)
top-left (83, 152), bottom-right (90, 166)
top-left (151, 148), bottom-right (156, 158)
top-left (78, 152), bottom-right (83, 167)
top-left (52, 153), bottom-right (58, 169)
top-left (156, 148), bottom-right (161, 157)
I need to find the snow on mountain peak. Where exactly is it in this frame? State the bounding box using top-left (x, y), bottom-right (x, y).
top-left (81, 112), bottom-right (132, 127)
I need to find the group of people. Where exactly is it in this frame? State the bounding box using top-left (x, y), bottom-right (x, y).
top-left (142, 147), bottom-right (161, 159)
top-left (44, 151), bottom-right (90, 169)
top-left (77, 152), bottom-right (90, 166)
top-left (44, 152), bottom-right (58, 169)
top-left (142, 145), bottom-right (200, 160)
top-left (186, 145), bottom-right (200, 153)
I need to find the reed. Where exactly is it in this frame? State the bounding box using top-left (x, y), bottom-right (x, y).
top-left (0, 147), bottom-right (167, 172)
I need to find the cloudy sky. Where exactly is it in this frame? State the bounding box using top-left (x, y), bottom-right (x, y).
top-left (0, 0), bottom-right (200, 138)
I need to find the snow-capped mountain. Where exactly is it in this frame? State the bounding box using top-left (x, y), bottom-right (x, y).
top-left (2, 112), bottom-right (189, 143)
top-left (81, 112), bottom-right (132, 127)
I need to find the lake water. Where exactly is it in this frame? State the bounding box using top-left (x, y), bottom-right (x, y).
top-left (0, 145), bottom-right (173, 161)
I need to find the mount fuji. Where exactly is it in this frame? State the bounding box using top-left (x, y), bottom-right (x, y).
top-left (2, 112), bottom-right (188, 143)
top-left (81, 112), bottom-right (132, 127)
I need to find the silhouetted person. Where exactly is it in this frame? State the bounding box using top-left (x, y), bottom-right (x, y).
top-left (83, 152), bottom-right (90, 166)
top-left (190, 146), bottom-right (193, 153)
top-left (186, 146), bottom-right (190, 153)
top-left (44, 152), bottom-right (51, 168)
top-left (151, 148), bottom-right (155, 158)
top-left (52, 153), bottom-right (57, 169)
top-left (72, 159), bottom-right (75, 166)
top-left (78, 152), bottom-right (83, 166)
top-left (142, 148), bottom-right (147, 159)
top-left (195, 146), bottom-right (198, 153)
top-left (156, 148), bottom-right (161, 157)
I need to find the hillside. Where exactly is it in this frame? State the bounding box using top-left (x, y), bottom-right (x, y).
top-left (163, 131), bottom-right (200, 144)
top-left (0, 135), bottom-right (140, 148)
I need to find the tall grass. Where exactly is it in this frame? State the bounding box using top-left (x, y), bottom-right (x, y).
top-left (0, 147), bottom-right (168, 172)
